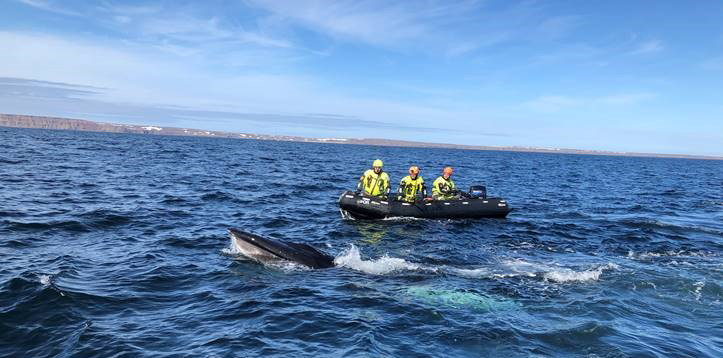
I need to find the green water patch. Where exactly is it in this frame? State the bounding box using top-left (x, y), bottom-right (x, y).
top-left (404, 285), bottom-right (518, 312)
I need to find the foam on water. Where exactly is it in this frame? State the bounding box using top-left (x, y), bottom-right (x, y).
top-left (334, 244), bottom-right (423, 275)
top-left (499, 259), bottom-right (619, 283)
top-left (39, 274), bottom-right (51, 286)
top-left (444, 267), bottom-right (492, 278)
top-left (381, 216), bottom-right (423, 221)
top-left (542, 263), bottom-right (618, 283)
top-left (627, 250), bottom-right (717, 259)
top-left (690, 281), bottom-right (705, 301)
top-left (37, 273), bottom-right (65, 296)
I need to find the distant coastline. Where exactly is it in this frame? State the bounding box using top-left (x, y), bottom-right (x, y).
top-left (1, 113), bottom-right (720, 160)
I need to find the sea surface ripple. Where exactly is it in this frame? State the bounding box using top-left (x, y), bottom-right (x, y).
top-left (1, 128), bottom-right (721, 357)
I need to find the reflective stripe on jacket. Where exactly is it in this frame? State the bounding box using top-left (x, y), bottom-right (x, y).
top-left (360, 169), bottom-right (390, 197)
top-left (398, 175), bottom-right (425, 202)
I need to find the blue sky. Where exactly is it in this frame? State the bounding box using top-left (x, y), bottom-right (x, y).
top-left (1, 0), bottom-right (722, 156)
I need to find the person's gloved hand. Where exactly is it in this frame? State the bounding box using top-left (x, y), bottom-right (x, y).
top-left (354, 189), bottom-right (361, 195)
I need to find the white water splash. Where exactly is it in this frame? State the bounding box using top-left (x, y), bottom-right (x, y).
top-left (690, 281), bottom-right (705, 301)
top-left (39, 274), bottom-right (51, 286)
top-left (38, 273), bottom-right (65, 296)
top-left (381, 216), bottom-right (423, 221)
top-left (268, 261), bottom-right (311, 272)
top-left (334, 244), bottom-right (422, 275)
top-left (499, 258), bottom-right (546, 277)
top-left (445, 267), bottom-right (492, 278)
top-left (222, 237), bottom-right (242, 256)
top-left (499, 259), bottom-right (619, 283)
top-left (628, 250), bottom-right (716, 259)
top-left (224, 237), bottom-right (619, 283)
top-left (543, 263), bottom-right (618, 283)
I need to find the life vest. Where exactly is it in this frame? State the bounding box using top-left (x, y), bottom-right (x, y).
top-left (399, 175), bottom-right (424, 202)
top-left (432, 176), bottom-right (456, 200)
top-left (361, 169), bottom-right (390, 197)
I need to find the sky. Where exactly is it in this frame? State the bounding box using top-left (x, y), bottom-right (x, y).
top-left (1, 0), bottom-right (722, 156)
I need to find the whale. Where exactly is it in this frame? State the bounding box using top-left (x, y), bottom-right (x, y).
top-left (228, 228), bottom-right (335, 269)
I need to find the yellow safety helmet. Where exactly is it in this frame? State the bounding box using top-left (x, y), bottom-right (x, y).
top-left (372, 159), bottom-right (383, 168)
top-left (409, 166), bottom-right (420, 175)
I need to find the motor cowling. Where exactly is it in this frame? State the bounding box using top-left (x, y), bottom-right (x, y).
top-left (468, 185), bottom-right (487, 199)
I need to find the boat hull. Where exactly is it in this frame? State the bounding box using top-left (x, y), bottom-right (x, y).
top-left (337, 191), bottom-right (511, 220)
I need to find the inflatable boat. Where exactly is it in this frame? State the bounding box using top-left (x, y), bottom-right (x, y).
top-left (337, 187), bottom-right (511, 220)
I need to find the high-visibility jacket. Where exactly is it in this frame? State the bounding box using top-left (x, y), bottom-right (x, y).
top-left (397, 175), bottom-right (426, 202)
top-left (358, 169), bottom-right (390, 197)
top-left (432, 176), bottom-right (457, 200)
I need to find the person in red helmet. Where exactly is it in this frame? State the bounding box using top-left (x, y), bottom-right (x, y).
top-left (432, 166), bottom-right (458, 200)
top-left (397, 165), bottom-right (427, 203)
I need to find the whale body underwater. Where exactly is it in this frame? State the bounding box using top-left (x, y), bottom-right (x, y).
top-left (228, 228), bottom-right (335, 269)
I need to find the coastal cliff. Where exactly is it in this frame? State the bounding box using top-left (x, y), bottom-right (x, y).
top-left (1, 113), bottom-right (719, 160)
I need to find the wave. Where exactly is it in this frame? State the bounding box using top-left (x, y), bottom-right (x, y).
top-left (493, 259), bottom-right (619, 283)
top-left (161, 195), bottom-right (187, 204)
top-left (616, 217), bottom-right (722, 236)
top-left (161, 235), bottom-right (220, 249)
top-left (542, 264), bottom-right (618, 283)
top-left (0, 157), bottom-right (26, 164)
top-left (627, 249), bottom-right (718, 260)
top-left (0, 210), bottom-right (27, 218)
top-left (3, 219), bottom-right (89, 233)
top-left (37, 273), bottom-right (66, 297)
top-left (78, 209), bottom-right (132, 229)
top-left (224, 241), bottom-right (619, 285)
top-left (336, 247), bottom-right (619, 284)
top-left (333, 244), bottom-right (424, 275)
top-left (200, 191), bottom-right (234, 201)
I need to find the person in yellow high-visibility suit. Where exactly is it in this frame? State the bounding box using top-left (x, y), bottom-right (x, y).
top-left (356, 159), bottom-right (390, 198)
top-left (397, 166), bottom-right (427, 203)
top-left (432, 166), bottom-right (459, 200)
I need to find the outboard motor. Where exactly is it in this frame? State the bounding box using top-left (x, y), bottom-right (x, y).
top-left (468, 185), bottom-right (487, 199)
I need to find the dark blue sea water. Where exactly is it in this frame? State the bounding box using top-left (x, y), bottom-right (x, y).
top-left (1, 127), bottom-right (721, 357)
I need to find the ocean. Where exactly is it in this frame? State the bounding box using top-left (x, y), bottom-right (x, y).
top-left (1, 127), bottom-right (721, 357)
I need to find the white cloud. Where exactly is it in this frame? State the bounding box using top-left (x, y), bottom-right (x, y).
top-left (91, 3), bottom-right (295, 50)
top-left (700, 56), bottom-right (723, 71)
top-left (246, 0), bottom-right (441, 45)
top-left (97, 3), bottom-right (162, 16)
top-left (524, 93), bottom-right (656, 112)
top-left (245, 0), bottom-right (566, 55)
top-left (631, 39), bottom-right (664, 55)
top-left (597, 93), bottom-right (656, 105)
top-left (0, 30), bottom-right (477, 133)
top-left (524, 95), bottom-right (582, 112)
top-left (534, 43), bottom-right (604, 63)
top-left (138, 16), bottom-right (234, 41)
top-left (16, 0), bottom-right (81, 16)
top-left (536, 15), bottom-right (581, 40)
top-left (113, 15), bottom-right (131, 24)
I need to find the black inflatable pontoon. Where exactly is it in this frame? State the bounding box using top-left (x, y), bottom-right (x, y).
top-left (337, 190), bottom-right (511, 220)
